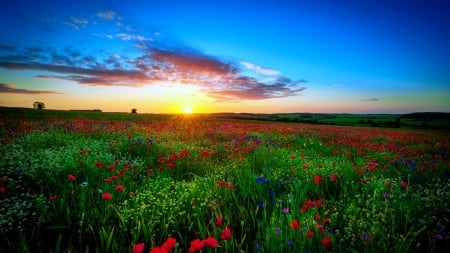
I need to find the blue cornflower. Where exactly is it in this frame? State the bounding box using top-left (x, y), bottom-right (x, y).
top-left (256, 177), bottom-right (269, 184)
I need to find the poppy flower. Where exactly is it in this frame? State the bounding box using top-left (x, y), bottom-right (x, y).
top-left (115, 185), bottom-right (125, 191)
top-left (101, 192), bottom-right (112, 200)
top-left (132, 242), bottom-right (145, 253)
top-left (290, 219), bottom-right (300, 230)
top-left (95, 161), bottom-right (103, 168)
top-left (314, 175), bottom-right (323, 184)
top-left (306, 231), bottom-right (315, 238)
top-left (107, 164), bottom-right (115, 171)
top-left (161, 237), bottom-right (177, 251)
top-left (401, 181), bottom-right (408, 189)
top-left (48, 194), bottom-right (57, 201)
top-left (149, 247), bottom-right (164, 253)
top-left (204, 237), bottom-right (218, 248)
top-left (188, 239), bottom-right (205, 253)
top-left (321, 237), bottom-right (332, 249)
top-left (330, 174), bottom-right (337, 181)
top-left (0, 187), bottom-right (5, 193)
top-left (67, 174), bottom-right (76, 182)
top-left (215, 216), bottom-right (224, 227)
top-left (221, 228), bottom-right (232, 240)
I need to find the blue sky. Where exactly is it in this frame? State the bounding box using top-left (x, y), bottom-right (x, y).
top-left (0, 0), bottom-right (449, 113)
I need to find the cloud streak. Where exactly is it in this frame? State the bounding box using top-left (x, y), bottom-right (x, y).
top-left (0, 9), bottom-right (307, 102)
top-left (0, 83), bottom-right (62, 94)
top-left (361, 98), bottom-right (380, 102)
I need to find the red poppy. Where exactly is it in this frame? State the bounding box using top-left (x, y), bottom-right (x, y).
top-left (0, 187), bottom-right (5, 193)
top-left (101, 192), bottom-right (112, 200)
top-left (188, 239), bottom-right (205, 253)
top-left (115, 185), bottom-right (125, 191)
top-left (161, 237), bottom-right (177, 251)
top-left (314, 175), bottom-right (323, 184)
top-left (215, 216), bottom-right (224, 227)
top-left (204, 237), bottom-right (218, 248)
top-left (48, 194), bottom-right (57, 201)
top-left (306, 231), bottom-right (315, 238)
top-left (95, 161), bottom-right (103, 168)
top-left (132, 242), bottom-right (145, 253)
top-left (67, 174), bottom-right (76, 182)
top-left (0, 176), bottom-right (8, 184)
top-left (290, 219), bottom-right (300, 230)
top-left (107, 164), bottom-right (115, 171)
top-left (321, 237), bottom-right (332, 249)
top-left (221, 228), bottom-right (232, 240)
top-left (149, 247), bottom-right (165, 253)
top-left (386, 182), bottom-right (392, 188)
top-left (330, 174), bottom-right (337, 181)
top-left (401, 181), bottom-right (408, 189)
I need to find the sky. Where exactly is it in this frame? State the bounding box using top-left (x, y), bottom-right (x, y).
top-left (0, 0), bottom-right (449, 114)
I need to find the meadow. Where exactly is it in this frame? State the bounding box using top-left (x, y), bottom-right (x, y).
top-left (0, 110), bottom-right (449, 252)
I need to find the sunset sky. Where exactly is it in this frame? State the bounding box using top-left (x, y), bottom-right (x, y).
top-left (0, 0), bottom-right (449, 114)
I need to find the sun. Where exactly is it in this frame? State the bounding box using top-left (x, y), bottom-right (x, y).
top-left (183, 104), bottom-right (193, 114)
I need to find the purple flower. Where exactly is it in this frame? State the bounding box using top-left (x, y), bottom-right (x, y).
top-left (288, 240), bottom-right (294, 246)
top-left (383, 193), bottom-right (391, 199)
top-left (283, 207), bottom-right (289, 213)
top-left (275, 227), bottom-right (281, 235)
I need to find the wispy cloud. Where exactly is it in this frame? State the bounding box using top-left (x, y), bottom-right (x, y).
top-left (0, 9), bottom-right (307, 102)
top-left (97, 11), bottom-right (116, 20)
top-left (361, 98), bottom-right (379, 102)
top-left (240, 61), bottom-right (281, 75)
top-left (0, 83), bottom-right (62, 94)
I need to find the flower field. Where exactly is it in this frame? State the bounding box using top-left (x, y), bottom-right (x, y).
top-left (0, 115), bottom-right (449, 252)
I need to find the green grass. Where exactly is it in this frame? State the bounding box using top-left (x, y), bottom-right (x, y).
top-left (0, 109), bottom-right (449, 252)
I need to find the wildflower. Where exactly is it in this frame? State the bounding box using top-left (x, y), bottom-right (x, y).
top-left (257, 202), bottom-right (265, 209)
top-left (330, 174), bottom-right (337, 181)
top-left (68, 174), bottom-right (76, 182)
top-left (275, 227), bottom-right (281, 235)
top-left (115, 185), bottom-right (125, 191)
top-left (306, 231), bottom-right (315, 238)
top-left (256, 177), bottom-right (269, 184)
top-left (80, 181), bottom-right (89, 187)
top-left (188, 239), bottom-right (205, 253)
top-left (290, 219), bottom-right (300, 230)
top-left (132, 242), bottom-right (145, 253)
top-left (48, 194), bottom-right (57, 201)
top-left (383, 193), bottom-right (391, 199)
top-left (314, 175), bottom-right (322, 184)
top-left (149, 247), bottom-right (164, 253)
top-left (401, 181), bottom-right (408, 189)
top-left (288, 240), bottom-right (294, 246)
top-left (94, 161), bottom-right (103, 168)
top-left (80, 149), bottom-right (90, 155)
top-left (101, 192), bottom-right (112, 200)
top-left (386, 182), bottom-right (392, 188)
top-left (204, 237), bottom-right (218, 248)
top-left (221, 228), bottom-right (232, 240)
top-left (283, 207), bottom-right (289, 213)
top-left (0, 176), bottom-right (7, 184)
top-left (161, 237), bottom-right (177, 251)
top-left (215, 216), bottom-right (224, 227)
top-left (107, 164), bottom-right (115, 171)
top-left (0, 187), bottom-right (5, 193)
top-left (321, 237), bottom-right (332, 249)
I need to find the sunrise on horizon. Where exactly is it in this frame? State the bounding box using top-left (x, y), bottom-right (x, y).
top-left (0, 0), bottom-right (449, 114)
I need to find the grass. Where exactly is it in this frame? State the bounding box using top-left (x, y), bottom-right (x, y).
top-left (0, 109), bottom-right (449, 252)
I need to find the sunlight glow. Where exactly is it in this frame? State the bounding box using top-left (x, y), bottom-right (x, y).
top-left (183, 104), bottom-right (193, 114)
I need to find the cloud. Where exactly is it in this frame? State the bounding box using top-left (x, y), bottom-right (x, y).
top-left (361, 98), bottom-right (379, 102)
top-left (240, 61), bottom-right (281, 75)
top-left (97, 11), bottom-right (116, 20)
top-left (0, 83), bottom-right (62, 94)
top-left (0, 43), bottom-right (307, 101)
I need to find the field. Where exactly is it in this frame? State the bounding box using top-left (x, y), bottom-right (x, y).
top-left (1, 109), bottom-right (449, 252)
